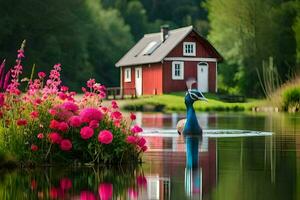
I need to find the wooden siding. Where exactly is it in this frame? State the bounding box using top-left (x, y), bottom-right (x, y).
top-left (142, 63), bottom-right (163, 95)
top-left (163, 61), bottom-right (216, 93)
top-left (122, 66), bottom-right (135, 95)
top-left (167, 30), bottom-right (219, 59)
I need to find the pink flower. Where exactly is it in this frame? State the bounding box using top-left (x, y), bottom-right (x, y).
top-left (34, 98), bottom-right (42, 105)
top-left (100, 106), bottom-right (108, 114)
top-left (30, 111), bottom-right (39, 119)
top-left (58, 122), bottom-right (69, 132)
top-left (87, 79), bottom-right (95, 89)
top-left (111, 100), bottom-right (118, 109)
top-left (49, 187), bottom-right (58, 199)
top-left (110, 111), bottom-right (122, 121)
top-left (79, 108), bottom-right (103, 123)
top-left (60, 86), bottom-right (69, 92)
top-left (80, 126), bottom-right (94, 140)
top-left (98, 183), bottom-right (113, 200)
top-left (113, 120), bottom-right (121, 127)
top-left (89, 120), bottom-right (99, 129)
top-left (141, 146), bottom-right (148, 152)
top-left (17, 119), bottom-right (27, 126)
top-left (137, 175), bottom-right (147, 187)
top-left (60, 178), bottom-right (72, 190)
top-left (80, 191), bottom-right (96, 200)
top-left (130, 113), bottom-right (136, 121)
top-left (38, 72), bottom-right (46, 79)
top-left (37, 133), bottom-right (44, 139)
top-left (69, 116), bottom-right (82, 127)
top-left (126, 136), bottom-right (138, 144)
top-left (49, 119), bottom-right (60, 130)
top-left (98, 130), bottom-right (113, 144)
top-left (60, 139), bottom-right (72, 151)
top-left (48, 132), bottom-right (62, 144)
top-left (58, 92), bottom-right (67, 100)
top-left (131, 125), bottom-right (143, 134)
top-left (61, 101), bottom-right (79, 112)
top-left (82, 87), bottom-right (87, 93)
top-left (137, 137), bottom-right (146, 147)
top-left (128, 188), bottom-right (138, 199)
top-left (0, 93), bottom-right (4, 107)
top-left (48, 109), bottom-right (57, 116)
top-left (31, 180), bottom-right (37, 190)
top-left (31, 144), bottom-right (38, 151)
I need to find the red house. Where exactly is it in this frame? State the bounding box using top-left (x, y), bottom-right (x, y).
top-left (115, 25), bottom-right (223, 96)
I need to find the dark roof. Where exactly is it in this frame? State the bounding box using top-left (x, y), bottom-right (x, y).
top-left (115, 26), bottom-right (223, 67)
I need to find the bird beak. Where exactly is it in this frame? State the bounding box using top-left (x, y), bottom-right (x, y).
top-left (198, 91), bottom-right (208, 102)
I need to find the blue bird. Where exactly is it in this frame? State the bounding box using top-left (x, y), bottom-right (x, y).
top-left (177, 80), bottom-right (207, 136)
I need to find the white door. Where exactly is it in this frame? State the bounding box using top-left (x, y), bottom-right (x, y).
top-left (197, 63), bottom-right (208, 92)
top-left (135, 67), bottom-right (142, 96)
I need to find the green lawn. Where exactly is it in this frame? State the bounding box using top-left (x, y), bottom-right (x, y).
top-left (113, 92), bottom-right (264, 112)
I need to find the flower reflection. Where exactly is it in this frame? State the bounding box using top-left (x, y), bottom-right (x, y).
top-left (98, 183), bottom-right (113, 200)
top-left (80, 191), bottom-right (96, 200)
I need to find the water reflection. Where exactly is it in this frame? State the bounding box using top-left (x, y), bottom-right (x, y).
top-left (185, 136), bottom-right (202, 199)
top-left (0, 112), bottom-right (299, 199)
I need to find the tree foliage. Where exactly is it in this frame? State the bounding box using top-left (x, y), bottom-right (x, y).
top-left (206, 0), bottom-right (299, 96)
top-left (0, 0), bottom-right (133, 89)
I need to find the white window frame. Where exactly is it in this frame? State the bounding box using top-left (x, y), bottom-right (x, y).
top-left (183, 42), bottom-right (196, 56)
top-left (124, 67), bottom-right (131, 82)
top-left (172, 61), bottom-right (184, 80)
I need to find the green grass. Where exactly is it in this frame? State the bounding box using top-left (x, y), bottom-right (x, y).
top-left (115, 92), bottom-right (263, 112)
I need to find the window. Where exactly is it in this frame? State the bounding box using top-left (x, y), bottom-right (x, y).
top-left (124, 68), bottom-right (131, 82)
top-left (172, 61), bottom-right (184, 80)
top-left (183, 42), bottom-right (196, 56)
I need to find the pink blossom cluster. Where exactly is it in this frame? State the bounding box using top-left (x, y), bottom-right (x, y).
top-left (0, 46), bottom-right (147, 164)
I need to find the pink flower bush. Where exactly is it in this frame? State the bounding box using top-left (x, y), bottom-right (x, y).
top-left (0, 46), bottom-right (147, 165)
top-left (80, 126), bottom-right (94, 140)
top-left (98, 130), bottom-right (113, 144)
top-left (80, 108), bottom-right (103, 123)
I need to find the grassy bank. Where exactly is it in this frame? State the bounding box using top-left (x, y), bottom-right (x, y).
top-left (115, 93), bottom-right (263, 112)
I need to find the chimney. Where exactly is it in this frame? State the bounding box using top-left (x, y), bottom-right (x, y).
top-left (161, 25), bottom-right (169, 42)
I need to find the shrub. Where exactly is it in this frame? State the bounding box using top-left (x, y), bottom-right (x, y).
top-left (282, 87), bottom-right (300, 112)
top-left (0, 45), bottom-right (147, 165)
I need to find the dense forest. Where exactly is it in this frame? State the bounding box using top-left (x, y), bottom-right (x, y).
top-left (0, 0), bottom-right (299, 96)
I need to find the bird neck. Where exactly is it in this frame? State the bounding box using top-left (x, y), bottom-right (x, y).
top-left (186, 103), bottom-right (197, 125)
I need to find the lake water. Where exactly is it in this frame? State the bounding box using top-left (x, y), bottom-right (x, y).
top-left (0, 112), bottom-right (299, 200)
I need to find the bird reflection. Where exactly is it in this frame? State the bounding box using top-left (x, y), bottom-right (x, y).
top-left (184, 135), bottom-right (202, 199)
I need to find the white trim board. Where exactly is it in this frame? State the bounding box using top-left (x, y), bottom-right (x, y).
top-left (164, 57), bottom-right (217, 62)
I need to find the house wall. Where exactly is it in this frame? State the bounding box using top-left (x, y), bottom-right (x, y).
top-left (163, 61), bottom-right (216, 93)
top-left (122, 63), bottom-right (163, 95)
top-left (167, 30), bottom-right (219, 58)
top-left (122, 66), bottom-right (135, 95)
top-left (142, 63), bottom-right (163, 95)
top-left (162, 31), bottom-right (218, 93)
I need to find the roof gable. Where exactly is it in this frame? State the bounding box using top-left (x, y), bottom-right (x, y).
top-left (115, 26), bottom-right (222, 67)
